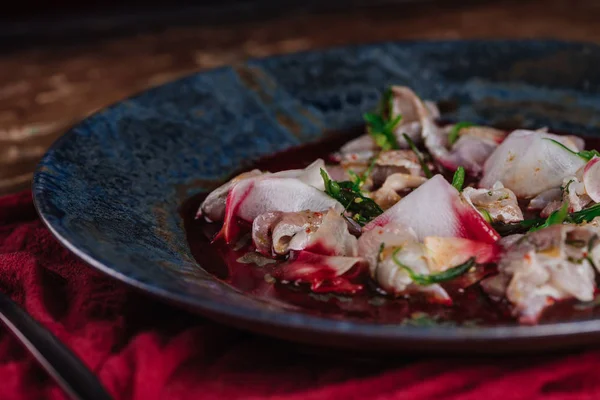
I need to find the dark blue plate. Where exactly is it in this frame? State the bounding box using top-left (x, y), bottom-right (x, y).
top-left (33, 40), bottom-right (600, 353)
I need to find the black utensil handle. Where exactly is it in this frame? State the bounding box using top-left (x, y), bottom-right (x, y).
top-left (0, 292), bottom-right (112, 400)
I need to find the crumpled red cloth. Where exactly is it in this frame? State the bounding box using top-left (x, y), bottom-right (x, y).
top-left (1, 190), bottom-right (600, 400)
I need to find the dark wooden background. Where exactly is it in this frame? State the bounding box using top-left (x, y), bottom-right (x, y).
top-left (2, 0), bottom-right (600, 195)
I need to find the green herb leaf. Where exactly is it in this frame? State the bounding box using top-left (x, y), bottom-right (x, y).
top-left (545, 138), bottom-right (600, 162)
top-left (363, 112), bottom-right (385, 131)
top-left (392, 248), bottom-right (476, 285)
top-left (579, 149), bottom-right (600, 160)
top-left (320, 168), bottom-right (383, 225)
top-left (479, 208), bottom-right (493, 224)
top-left (364, 112), bottom-right (401, 151)
top-left (563, 179), bottom-right (575, 194)
top-left (448, 122), bottom-right (475, 146)
top-left (402, 133), bottom-right (433, 179)
top-left (451, 166), bottom-right (466, 192)
top-left (348, 157), bottom-right (377, 192)
top-left (530, 201), bottom-right (569, 232)
top-left (567, 202), bottom-right (600, 224)
top-left (347, 170), bottom-right (361, 191)
top-left (493, 202), bottom-right (600, 236)
top-left (377, 87), bottom-right (394, 120)
top-left (364, 87), bottom-right (404, 151)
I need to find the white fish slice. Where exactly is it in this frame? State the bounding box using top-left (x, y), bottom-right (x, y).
top-left (222, 177), bottom-right (343, 243)
top-left (480, 130), bottom-right (586, 198)
top-left (364, 175), bottom-right (499, 243)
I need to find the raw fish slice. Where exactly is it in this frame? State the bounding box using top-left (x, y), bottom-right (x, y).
top-left (371, 173), bottom-right (427, 210)
top-left (252, 208), bottom-right (358, 257)
top-left (413, 95), bottom-right (497, 174)
top-left (199, 159), bottom-right (328, 222)
top-left (275, 251), bottom-right (367, 294)
top-left (357, 223), bottom-right (451, 302)
top-left (528, 188), bottom-right (562, 211)
top-left (252, 211), bottom-right (284, 255)
top-left (457, 126), bottom-right (506, 144)
top-left (364, 175), bottom-right (499, 244)
top-left (336, 87), bottom-right (439, 156)
top-left (357, 222), bottom-right (418, 275)
top-left (450, 134), bottom-right (498, 174)
top-left (337, 135), bottom-right (378, 156)
top-left (563, 177), bottom-right (591, 213)
top-left (271, 159), bottom-right (327, 191)
top-left (252, 210), bottom-right (324, 256)
top-left (222, 177), bottom-right (343, 243)
top-left (302, 209), bottom-right (359, 257)
top-left (480, 130), bottom-right (586, 198)
top-left (462, 182), bottom-right (523, 223)
top-left (370, 150), bottom-right (423, 186)
top-left (198, 169), bottom-right (262, 221)
top-left (375, 242), bottom-right (451, 303)
top-left (389, 86), bottom-right (440, 147)
top-left (424, 236), bottom-right (501, 273)
top-left (481, 225), bottom-right (600, 324)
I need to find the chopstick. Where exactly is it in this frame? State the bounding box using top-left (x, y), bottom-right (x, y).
top-left (0, 291), bottom-right (112, 400)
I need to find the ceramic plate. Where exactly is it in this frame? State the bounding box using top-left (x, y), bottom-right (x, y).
top-left (33, 40), bottom-right (600, 353)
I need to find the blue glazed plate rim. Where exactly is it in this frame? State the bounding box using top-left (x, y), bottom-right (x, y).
top-left (31, 39), bottom-right (600, 345)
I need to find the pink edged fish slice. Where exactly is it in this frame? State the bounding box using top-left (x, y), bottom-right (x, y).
top-left (424, 236), bottom-right (501, 273)
top-left (221, 177), bottom-right (343, 243)
top-left (275, 251), bottom-right (368, 294)
top-left (364, 175), bottom-right (499, 244)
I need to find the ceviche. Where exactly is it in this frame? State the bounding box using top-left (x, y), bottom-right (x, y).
top-left (190, 86), bottom-right (600, 326)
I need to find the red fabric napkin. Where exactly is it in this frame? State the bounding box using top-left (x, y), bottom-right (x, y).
top-left (1, 190), bottom-right (600, 400)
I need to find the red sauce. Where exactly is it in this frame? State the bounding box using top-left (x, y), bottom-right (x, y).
top-left (180, 126), bottom-right (600, 327)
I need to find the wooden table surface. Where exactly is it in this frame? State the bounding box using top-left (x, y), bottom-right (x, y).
top-left (2, 0), bottom-right (600, 195)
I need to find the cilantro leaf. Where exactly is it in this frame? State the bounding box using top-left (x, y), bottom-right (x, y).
top-left (402, 133), bottom-right (433, 179)
top-left (391, 248), bottom-right (476, 285)
top-left (364, 112), bottom-right (401, 151)
top-left (320, 168), bottom-right (383, 225)
top-left (451, 166), bottom-right (465, 192)
top-left (448, 122), bottom-right (475, 146)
